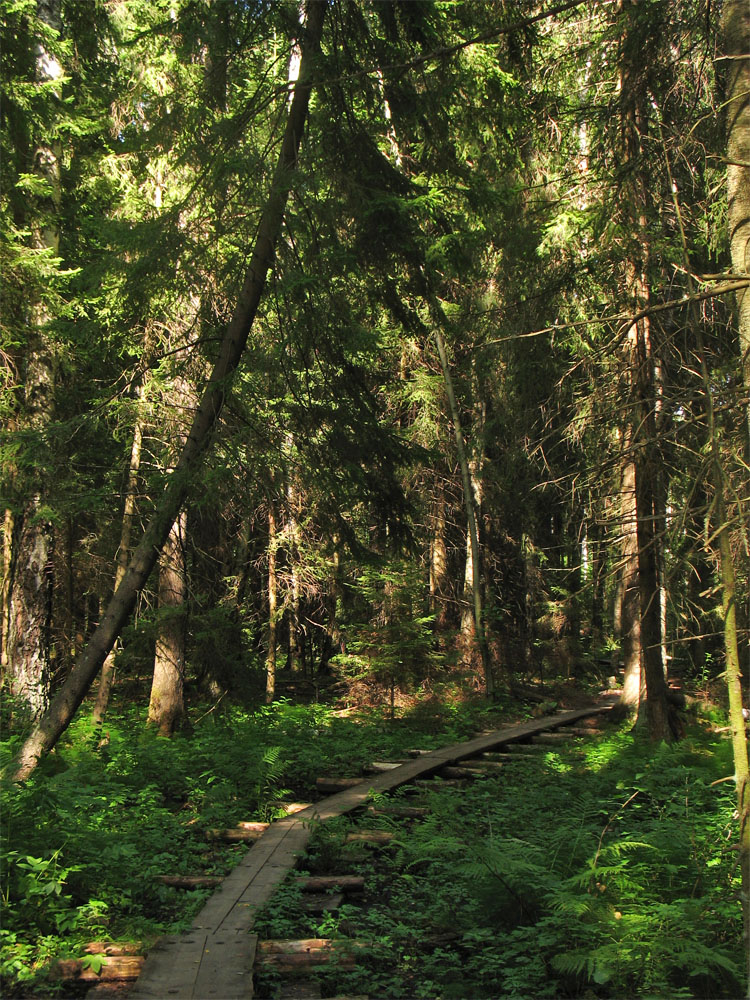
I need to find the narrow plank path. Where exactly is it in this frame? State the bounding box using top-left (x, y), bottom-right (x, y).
top-left (130, 700), bottom-right (614, 999)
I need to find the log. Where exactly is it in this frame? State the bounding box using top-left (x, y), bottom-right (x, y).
top-left (271, 801), bottom-right (313, 815)
top-left (345, 830), bottom-right (395, 845)
top-left (415, 778), bottom-right (465, 788)
top-left (299, 875), bottom-right (365, 893)
top-left (257, 938), bottom-right (367, 971)
top-left (258, 952), bottom-right (356, 972)
top-left (55, 956), bottom-right (145, 982)
top-left (460, 758), bottom-right (504, 770)
top-left (316, 777), bottom-right (364, 793)
top-left (406, 749), bottom-right (432, 757)
top-left (205, 827), bottom-right (265, 842)
top-left (366, 805), bottom-right (428, 818)
top-left (363, 761), bottom-right (405, 774)
top-left (439, 766), bottom-right (484, 780)
top-left (237, 821), bottom-right (270, 833)
top-left (84, 943), bottom-right (143, 956)
top-left (532, 732), bottom-right (574, 744)
top-left (155, 875), bottom-right (223, 889)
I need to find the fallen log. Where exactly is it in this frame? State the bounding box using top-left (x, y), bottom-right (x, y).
top-left (363, 761), bottom-right (405, 774)
top-left (406, 749), bottom-right (432, 757)
top-left (299, 875), bottom-right (365, 893)
top-left (316, 777), bottom-right (365, 793)
top-left (55, 956), bottom-right (144, 982)
top-left (237, 821), bottom-right (271, 832)
top-left (155, 875), bottom-right (223, 889)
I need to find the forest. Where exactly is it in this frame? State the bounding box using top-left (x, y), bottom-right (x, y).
top-left (1, 0), bottom-right (749, 997)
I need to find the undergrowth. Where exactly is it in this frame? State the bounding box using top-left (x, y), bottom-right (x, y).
top-left (0, 695), bottom-right (507, 996)
top-left (255, 722), bottom-right (744, 999)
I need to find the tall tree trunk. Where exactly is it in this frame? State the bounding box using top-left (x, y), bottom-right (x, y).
top-left (148, 510), bottom-right (188, 735)
top-left (92, 413), bottom-right (144, 724)
top-left (6, 0), bottom-right (63, 720)
top-left (616, 429), bottom-right (642, 711)
top-left (266, 505), bottom-right (278, 704)
top-left (432, 319), bottom-right (492, 697)
top-left (617, 0), bottom-right (670, 740)
top-left (429, 480), bottom-right (448, 628)
top-left (722, 0), bottom-right (750, 453)
top-left (666, 150), bottom-right (750, 987)
top-left (11, 0), bottom-right (327, 781)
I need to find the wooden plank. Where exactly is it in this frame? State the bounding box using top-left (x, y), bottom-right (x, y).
top-left (192, 932), bottom-right (257, 999)
top-left (129, 934), bottom-right (208, 999)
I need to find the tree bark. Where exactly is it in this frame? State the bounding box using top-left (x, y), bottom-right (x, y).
top-left (93, 412), bottom-right (144, 724)
top-left (147, 509), bottom-right (188, 735)
top-left (6, 0), bottom-right (63, 720)
top-left (11, 0), bottom-right (327, 781)
top-left (266, 505), bottom-right (278, 703)
top-left (722, 0), bottom-right (750, 453)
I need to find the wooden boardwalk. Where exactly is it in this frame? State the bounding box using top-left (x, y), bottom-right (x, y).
top-left (130, 702), bottom-right (613, 999)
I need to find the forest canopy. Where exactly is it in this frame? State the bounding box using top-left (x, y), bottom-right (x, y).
top-left (1, 0), bottom-right (749, 993)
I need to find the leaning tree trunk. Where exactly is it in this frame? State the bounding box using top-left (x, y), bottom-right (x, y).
top-left (11, 0), bottom-right (327, 781)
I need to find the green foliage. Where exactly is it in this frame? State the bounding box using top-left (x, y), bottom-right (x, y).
top-left (273, 722), bottom-right (742, 1000)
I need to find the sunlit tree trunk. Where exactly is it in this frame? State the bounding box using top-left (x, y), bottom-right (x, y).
top-left (429, 481), bottom-right (448, 628)
top-left (148, 510), bottom-right (188, 734)
top-left (6, 0), bottom-right (63, 720)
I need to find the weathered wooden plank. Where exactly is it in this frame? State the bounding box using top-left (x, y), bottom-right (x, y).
top-left (128, 934), bottom-right (208, 999)
top-left (192, 932), bottom-right (257, 999)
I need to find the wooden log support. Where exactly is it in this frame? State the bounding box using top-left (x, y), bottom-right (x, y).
top-left (237, 822), bottom-right (271, 833)
top-left (415, 778), bottom-right (465, 788)
top-left (55, 956), bottom-right (145, 982)
top-left (344, 830), bottom-right (395, 845)
top-left (257, 938), bottom-right (366, 972)
top-left (156, 875), bottom-right (223, 889)
top-left (439, 765), bottom-right (485, 780)
top-left (271, 802), bottom-right (313, 815)
top-left (366, 805), bottom-right (428, 818)
top-left (460, 758), bottom-right (504, 770)
top-left (299, 875), bottom-right (365, 893)
top-left (85, 942), bottom-right (143, 956)
top-left (315, 777), bottom-right (364, 793)
top-left (532, 731), bottom-right (575, 744)
top-left (406, 749), bottom-right (432, 757)
top-left (205, 827), bottom-right (266, 843)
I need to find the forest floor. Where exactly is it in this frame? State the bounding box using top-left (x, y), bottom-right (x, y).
top-left (0, 681), bottom-right (744, 999)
